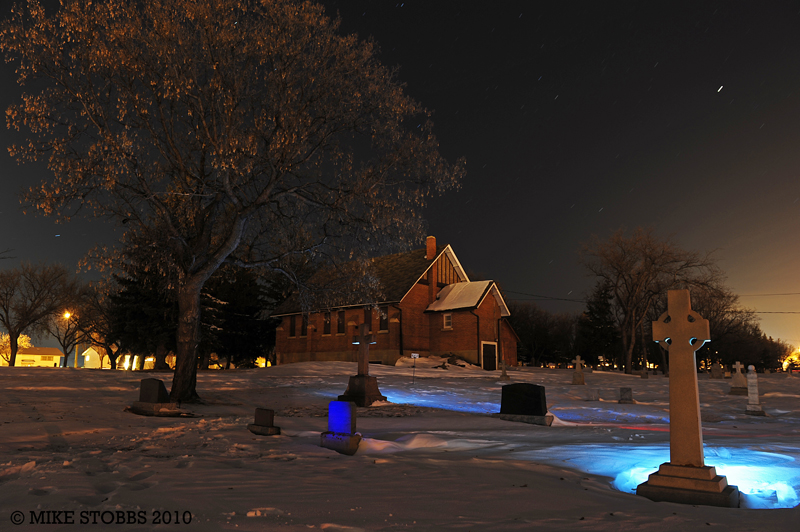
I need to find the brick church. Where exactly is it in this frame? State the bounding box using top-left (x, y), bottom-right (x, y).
top-left (272, 237), bottom-right (518, 369)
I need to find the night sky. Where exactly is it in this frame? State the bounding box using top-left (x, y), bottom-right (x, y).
top-left (2, 1), bottom-right (800, 346)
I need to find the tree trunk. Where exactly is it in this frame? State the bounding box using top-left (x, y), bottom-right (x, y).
top-left (659, 344), bottom-right (669, 376)
top-left (171, 281), bottom-right (203, 402)
top-left (105, 346), bottom-right (118, 370)
top-left (9, 333), bottom-right (19, 367)
top-left (154, 344), bottom-right (170, 370)
top-left (623, 321), bottom-right (636, 374)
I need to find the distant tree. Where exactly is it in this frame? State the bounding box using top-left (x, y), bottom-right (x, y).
top-left (0, 263), bottom-right (78, 366)
top-left (109, 265), bottom-right (178, 371)
top-left (575, 282), bottom-right (622, 368)
top-left (45, 309), bottom-right (86, 368)
top-left (77, 280), bottom-right (126, 370)
top-left (0, 332), bottom-right (32, 365)
top-left (203, 267), bottom-right (273, 369)
top-left (2, 0), bottom-right (463, 401)
top-left (580, 228), bottom-right (720, 374)
top-left (43, 280), bottom-right (89, 367)
top-left (507, 301), bottom-right (579, 366)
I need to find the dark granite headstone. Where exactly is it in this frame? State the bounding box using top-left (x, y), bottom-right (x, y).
top-left (254, 408), bottom-right (275, 427)
top-left (619, 387), bottom-right (634, 404)
top-left (500, 383), bottom-right (547, 417)
top-left (139, 378), bottom-right (170, 403)
top-left (128, 378), bottom-right (185, 417)
top-left (248, 407), bottom-right (280, 436)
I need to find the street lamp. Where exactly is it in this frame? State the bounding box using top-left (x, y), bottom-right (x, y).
top-left (62, 310), bottom-right (77, 368)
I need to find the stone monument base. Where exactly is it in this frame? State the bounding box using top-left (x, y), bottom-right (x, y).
top-left (247, 424), bottom-right (281, 436)
top-left (745, 405), bottom-right (766, 416)
top-left (636, 463), bottom-right (739, 508)
top-left (127, 401), bottom-right (192, 417)
top-left (338, 375), bottom-right (386, 407)
top-left (728, 387), bottom-right (747, 396)
top-left (320, 432), bottom-right (362, 455)
top-left (491, 413), bottom-right (554, 426)
top-left (572, 373), bottom-right (585, 385)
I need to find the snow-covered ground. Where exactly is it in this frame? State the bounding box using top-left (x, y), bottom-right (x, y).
top-left (1, 360), bottom-right (799, 531)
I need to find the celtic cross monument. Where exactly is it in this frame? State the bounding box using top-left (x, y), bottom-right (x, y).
top-left (636, 289), bottom-right (739, 507)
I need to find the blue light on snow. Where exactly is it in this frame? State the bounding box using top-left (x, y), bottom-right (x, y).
top-left (542, 444), bottom-right (800, 509)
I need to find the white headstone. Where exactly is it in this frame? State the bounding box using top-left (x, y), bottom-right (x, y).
top-left (730, 361), bottom-right (747, 388)
top-left (745, 365), bottom-right (765, 416)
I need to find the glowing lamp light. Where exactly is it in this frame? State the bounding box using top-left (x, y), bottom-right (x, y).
top-left (63, 311), bottom-right (71, 319)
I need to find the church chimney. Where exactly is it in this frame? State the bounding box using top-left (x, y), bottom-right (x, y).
top-left (425, 236), bottom-right (436, 260)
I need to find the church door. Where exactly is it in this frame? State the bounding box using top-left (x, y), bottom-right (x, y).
top-left (481, 342), bottom-right (497, 371)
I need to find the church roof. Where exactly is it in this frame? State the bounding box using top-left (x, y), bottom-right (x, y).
top-left (425, 280), bottom-right (511, 316)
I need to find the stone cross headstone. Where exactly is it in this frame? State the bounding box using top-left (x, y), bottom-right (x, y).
top-left (745, 365), bottom-right (766, 416)
top-left (729, 361), bottom-right (747, 395)
top-left (492, 383), bottom-right (553, 426)
top-left (247, 407), bottom-right (281, 436)
top-left (355, 322), bottom-right (375, 377)
top-left (571, 356), bottom-right (585, 385)
top-left (636, 289), bottom-right (738, 507)
top-left (499, 360), bottom-right (510, 381)
top-left (320, 401), bottom-right (362, 455)
top-left (338, 322), bottom-right (386, 407)
top-left (618, 387), bottom-right (634, 404)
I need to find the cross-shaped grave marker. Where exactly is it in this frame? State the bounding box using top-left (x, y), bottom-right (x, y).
top-left (729, 360), bottom-right (747, 394)
top-left (652, 290), bottom-right (709, 467)
top-left (338, 319), bottom-right (386, 407)
top-left (354, 322), bottom-right (376, 377)
top-left (571, 355), bottom-right (585, 385)
top-left (636, 289), bottom-right (738, 507)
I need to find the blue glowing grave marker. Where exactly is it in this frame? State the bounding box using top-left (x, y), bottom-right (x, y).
top-left (328, 400), bottom-right (357, 434)
top-left (320, 401), bottom-right (361, 455)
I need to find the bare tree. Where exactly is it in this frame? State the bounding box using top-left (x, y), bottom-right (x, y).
top-left (2, 0), bottom-right (463, 400)
top-left (580, 228), bottom-right (720, 374)
top-left (0, 263), bottom-right (77, 366)
top-left (77, 281), bottom-right (126, 370)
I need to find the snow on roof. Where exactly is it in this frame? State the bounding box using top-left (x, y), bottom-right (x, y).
top-left (17, 347), bottom-right (64, 357)
top-left (426, 281), bottom-right (510, 316)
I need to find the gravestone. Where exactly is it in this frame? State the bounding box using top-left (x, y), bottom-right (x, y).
top-left (618, 387), bottom-right (634, 404)
top-left (338, 322), bottom-right (387, 407)
top-left (140, 378), bottom-right (170, 403)
top-left (745, 365), bottom-right (766, 416)
top-left (586, 388), bottom-right (600, 401)
top-left (247, 408), bottom-right (281, 436)
top-left (710, 363), bottom-right (724, 380)
top-left (491, 383), bottom-right (553, 426)
top-left (499, 360), bottom-right (511, 381)
top-left (571, 355), bottom-right (585, 385)
top-left (128, 378), bottom-right (184, 417)
top-left (636, 290), bottom-right (738, 507)
top-left (728, 361), bottom-right (747, 395)
top-left (320, 401), bottom-right (362, 455)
